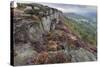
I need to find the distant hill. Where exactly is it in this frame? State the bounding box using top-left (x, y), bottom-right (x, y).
top-left (63, 12), bottom-right (97, 46)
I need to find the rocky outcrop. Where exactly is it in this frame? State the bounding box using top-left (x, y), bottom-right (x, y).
top-left (12, 3), bottom-right (97, 66)
top-left (70, 48), bottom-right (96, 62)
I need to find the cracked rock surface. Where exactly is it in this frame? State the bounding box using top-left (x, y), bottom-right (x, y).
top-left (11, 3), bottom-right (97, 66)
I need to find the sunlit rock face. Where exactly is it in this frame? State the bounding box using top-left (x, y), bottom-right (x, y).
top-left (12, 3), bottom-right (97, 66)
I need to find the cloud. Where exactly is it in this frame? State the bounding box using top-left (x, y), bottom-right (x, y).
top-left (40, 3), bottom-right (97, 14)
top-left (15, 1), bottom-right (97, 14)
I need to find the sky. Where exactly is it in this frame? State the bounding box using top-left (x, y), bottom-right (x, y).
top-left (39, 3), bottom-right (97, 14)
top-left (14, 0), bottom-right (97, 16)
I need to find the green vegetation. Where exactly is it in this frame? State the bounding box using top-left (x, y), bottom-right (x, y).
top-left (64, 17), bottom-right (97, 46)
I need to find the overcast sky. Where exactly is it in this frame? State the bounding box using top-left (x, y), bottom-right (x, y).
top-left (15, 0), bottom-right (97, 15)
top-left (39, 3), bottom-right (97, 14)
